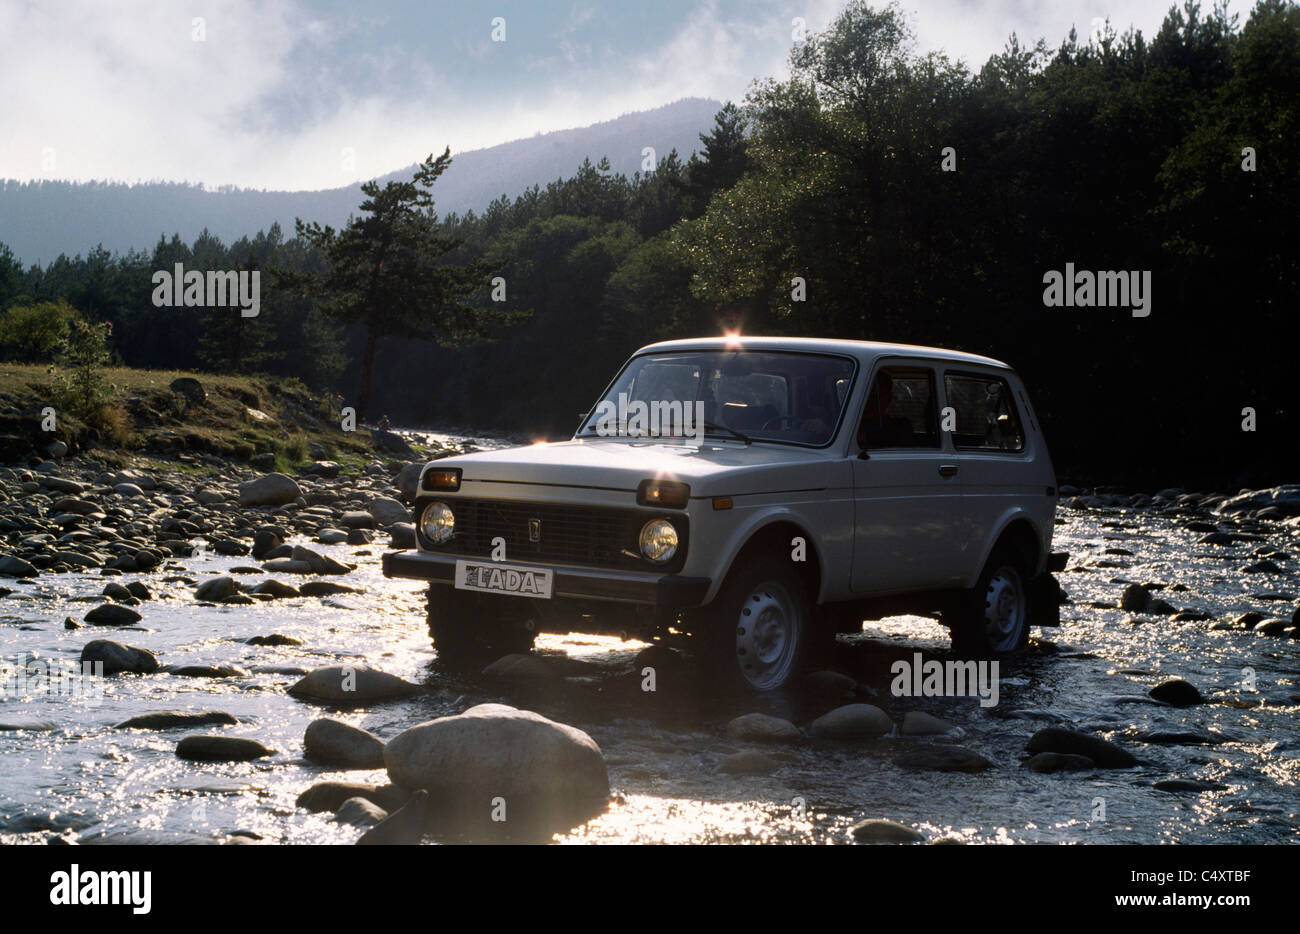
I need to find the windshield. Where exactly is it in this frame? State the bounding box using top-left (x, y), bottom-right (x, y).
top-left (577, 350), bottom-right (857, 446)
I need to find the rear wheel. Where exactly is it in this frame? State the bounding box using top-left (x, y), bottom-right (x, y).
top-left (697, 555), bottom-right (813, 692)
top-left (947, 547), bottom-right (1031, 657)
top-left (427, 584), bottom-right (537, 666)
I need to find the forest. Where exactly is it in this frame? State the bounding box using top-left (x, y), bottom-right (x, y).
top-left (1, 1), bottom-right (1294, 488)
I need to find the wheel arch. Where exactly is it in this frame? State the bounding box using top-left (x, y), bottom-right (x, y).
top-left (706, 513), bottom-right (824, 606)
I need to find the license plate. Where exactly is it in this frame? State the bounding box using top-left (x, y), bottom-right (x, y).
top-left (454, 560), bottom-right (553, 599)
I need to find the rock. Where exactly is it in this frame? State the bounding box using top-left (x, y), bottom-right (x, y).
top-left (1234, 612), bottom-right (1265, 629)
top-left (288, 666), bottom-right (423, 704)
top-left (237, 473), bottom-right (302, 508)
top-left (1120, 584), bottom-right (1150, 612)
top-left (125, 582), bottom-right (151, 600)
top-left (346, 529), bottom-right (374, 545)
top-left (1243, 560), bottom-right (1282, 574)
top-left (290, 545), bottom-right (350, 575)
top-left (901, 711), bottom-right (956, 735)
top-left (370, 429), bottom-right (416, 458)
top-left (252, 529), bottom-right (282, 560)
top-left (850, 819), bottom-right (925, 844)
top-left (1137, 730), bottom-right (1222, 745)
top-left (357, 790), bottom-right (431, 845)
top-left (1153, 778), bottom-right (1227, 793)
top-left (1023, 752), bottom-right (1095, 773)
top-left (115, 711), bottom-right (238, 730)
top-left (84, 603), bottom-right (142, 626)
top-left (81, 640), bottom-right (158, 675)
top-left (212, 538), bottom-right (250, 556)
top-left (299, 581), bottom-right (359, 597)
top-left (103, 582), bottom-right (132, 601)
top-left (809, 704), bottom-right (893, 739)
top-left (334, 797), bottom-right (388, 828)
top-left (368, 497), bottom-right (410, 527)
top-left (170, 665), bottom-right (247, 678)
top-left (316, 528), bottom-right (349, 545)
top-left (719, 750), bottom-right (779, 775)
top-left (1215, 485), bottom-right (1300, 517)
top-left (250, 579), bottom-right (300, 599)
top-left (246, 634), bottom-right (302, 646)
top-left (1256, 619), bottom-right (1291, 636)
top-left (303, 460), bottom-right (341, 479)
top-left (195, 576), bottom-right (241, 602)
top-left (388, 524), bottom-right (416, 548)
top-left (304, 718), bottom-right (386, 769)
top-left (384, 703), bottom-right (608, 828)
top-left (1148, 679), bottom-right (1203, 706)
top-left (175, 735), bottom-right (274, 762)
top-left (47, 440), bottom-right (69, 458)
top-left (896, 744), bottom-right (993, 772)
top-left (725, 713), bottom-right (801, 744)
top-left (340, 511), bottom-right (376, 529)
top-left (0, 555), bottom-right (38, 577)
top-left (1026, 727), bottom-right (1138, 768)
top-left (114, 483), bottom-right (144, 497)
top-left (169, 377), bottom-right (206, 403)
top-left (296, 782), bottom-right (408, 814)
top-left (395, 463), bottom-right (423, 500)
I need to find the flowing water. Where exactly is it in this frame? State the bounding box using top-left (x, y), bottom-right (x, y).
top-left (1, 464), bottom-right (1297, 845)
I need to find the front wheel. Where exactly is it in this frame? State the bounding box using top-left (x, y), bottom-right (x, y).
top-left (946, 547), bottom-right (1031, 657)
top-left (427, 584), bottom-right (537, 666)
top-left (695, 555), bottom-right (812, 692)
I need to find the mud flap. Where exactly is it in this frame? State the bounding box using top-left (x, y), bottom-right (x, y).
top-left (1028, 572), bottom-right (1064, 627)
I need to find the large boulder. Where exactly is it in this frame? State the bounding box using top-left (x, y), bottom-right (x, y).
top-left (81, 639), bottom-right (159, 675)
top-left (237, 473), bottom-right (302, 507)
top-left (384, 703), bottom-right (609, 831)
top-left (395, 463), bottom-right (424, 501)
top-left (169, 377), bottom-right (206, 403)
top-left (370, 429), bottom-right (415, 458)
top-left (368, 497), bottom-right (410, 527)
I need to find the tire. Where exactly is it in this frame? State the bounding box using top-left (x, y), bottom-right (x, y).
top-left (947, 547), bottom-right (1031, 657)
top-left (427, 584), bottom-right (536, 666)
top-left (696, 554), bottom-right (812, 692)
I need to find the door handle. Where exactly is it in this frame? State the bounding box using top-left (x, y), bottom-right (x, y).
top-left (938, 464), bottom-right (958, 478)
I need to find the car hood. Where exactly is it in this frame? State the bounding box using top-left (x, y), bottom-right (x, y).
top-left (427, 438), bottom-right (831, 497)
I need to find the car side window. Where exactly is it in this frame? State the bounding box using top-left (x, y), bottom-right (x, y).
top-left (858, 367), bottom-right (939, 449)
top-left (943, 373), bottom-right (1025, 452)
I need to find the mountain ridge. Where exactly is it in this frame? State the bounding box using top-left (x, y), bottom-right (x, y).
top-left (0, 97), bottom-right (722, 264)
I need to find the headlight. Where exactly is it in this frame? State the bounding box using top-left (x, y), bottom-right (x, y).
top-left (639, 518), bottom-right (678, 564)
top-left (419, 501), bottom-right (455, 545)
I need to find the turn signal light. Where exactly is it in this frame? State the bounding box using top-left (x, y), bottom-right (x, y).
top-left (637, 478), bottom-right (690, 508)
top-left (421, 468), bottom-right (462, 491)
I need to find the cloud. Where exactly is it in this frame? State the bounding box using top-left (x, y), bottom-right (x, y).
top-left (0, 0), bottom-right (1257, 190)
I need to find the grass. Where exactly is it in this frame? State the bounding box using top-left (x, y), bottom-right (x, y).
top-left (0, 364), bottom-right (379, 471)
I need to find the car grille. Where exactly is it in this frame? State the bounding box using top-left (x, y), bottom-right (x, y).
top-left (419, 498), bottom-right (686, 572)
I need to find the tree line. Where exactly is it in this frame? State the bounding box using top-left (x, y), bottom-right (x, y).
top-left (1, 0), bottom-right (1294, 487)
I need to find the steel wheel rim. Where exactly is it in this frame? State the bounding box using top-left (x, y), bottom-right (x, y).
top-left (735, 581), bottom-right (800, 690)
top-left (983, 565), bottom-right (1025, 652)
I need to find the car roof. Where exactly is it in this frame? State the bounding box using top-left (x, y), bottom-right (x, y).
top-left (636, 336), bottom-right (1013, 370)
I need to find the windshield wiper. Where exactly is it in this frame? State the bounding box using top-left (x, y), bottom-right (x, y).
top-left (701, 421), bottom-right (752, 444)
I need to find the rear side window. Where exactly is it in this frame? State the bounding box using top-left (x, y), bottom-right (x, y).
top-left (944, 373), bottom-right (1025, 452)
top-left (858, 367), bottom-right (939, 449)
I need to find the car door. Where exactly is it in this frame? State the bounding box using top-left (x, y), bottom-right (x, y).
top-left (940, 368), bottom-right (1039, 579)
top-left (850, 360), bottom-right (965, 593)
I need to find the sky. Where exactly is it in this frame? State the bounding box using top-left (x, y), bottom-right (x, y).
top-left (0, 0), bottom-right (1255, 191)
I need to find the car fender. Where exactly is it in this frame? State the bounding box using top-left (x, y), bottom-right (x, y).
top-left (702, 506), bottom-right (833, 606)
top-left (969, 506), bottom-right (1049, 587)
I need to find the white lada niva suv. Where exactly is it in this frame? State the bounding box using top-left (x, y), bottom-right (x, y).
top-left (383, 337), bottom-right (1067, 692)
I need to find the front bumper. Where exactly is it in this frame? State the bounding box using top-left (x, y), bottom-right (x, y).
top-left (382, 549), bottom-right (711, 608)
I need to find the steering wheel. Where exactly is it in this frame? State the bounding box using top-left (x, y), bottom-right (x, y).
top-left (761, 414), bottom-right (800, 431)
